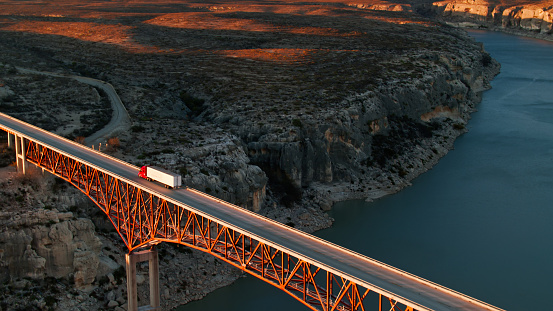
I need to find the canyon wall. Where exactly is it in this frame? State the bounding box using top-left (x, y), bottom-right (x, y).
top-left (428, 1), bottom-right (553, 38)
top-left (0, 210), bottom-right (102, 288)
top-left (235, 43), bottom-right (499, 206)
top-left (0, 172), bottom-right (112, 290)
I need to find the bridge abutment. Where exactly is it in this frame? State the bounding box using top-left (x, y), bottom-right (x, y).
top-left (126, 248), bottom-right (160, 311)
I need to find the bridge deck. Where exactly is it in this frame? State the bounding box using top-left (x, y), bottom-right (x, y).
top-left (0, 112), bottom-right (504, 311)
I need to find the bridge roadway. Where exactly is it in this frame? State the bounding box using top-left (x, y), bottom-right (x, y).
top-left (0, 112), bottom-right (504, 311)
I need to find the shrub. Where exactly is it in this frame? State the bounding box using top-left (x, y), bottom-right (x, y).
top-left (113, 266), bottom-right (125, 284)
top-left (106, 137), bottom-right (120, 151)
top-left (453, 123), bottom-right (465, 130)
top-left (179, 167), bottom-right (188, 176)
top-left (44, 295), bottom-right (57, 307)
top-left (131, 125), bottom-right (145, 132)
top-left (398, 168), bottom-right (408, 178)
top-left (74, 136), bottom-right (86, 145)
top-left (97, 276), bottom-right (109, 286)
top-left (482, 53), bottom-right (492, 67)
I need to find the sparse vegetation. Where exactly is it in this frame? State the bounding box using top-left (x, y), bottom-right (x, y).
top-left (0, 140), bottom-right (14, 168)
top-left (179, 166), bottom-right (188, 176)
top-left (74, 136), bottom-right (86, 145)
top-left (453, 123), bottom-right (466, 130)
top-left (106, 137), bottom-right (120, 152)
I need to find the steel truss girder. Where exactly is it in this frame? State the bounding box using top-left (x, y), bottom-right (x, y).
top-left (23, 139), bottom-right (415, 311)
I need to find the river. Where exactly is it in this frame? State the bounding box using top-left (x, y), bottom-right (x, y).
top-left (178, 30), bottom-right (553, 311)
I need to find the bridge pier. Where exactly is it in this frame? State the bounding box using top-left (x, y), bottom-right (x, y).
top-left (126, 248), bottom-right (160, 311)
top-left (7, 132), bottom-right (13, 148)
top-left (14, 134), bottom-right (27, 174)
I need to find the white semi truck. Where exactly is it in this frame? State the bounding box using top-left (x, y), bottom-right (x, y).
top-left (138, 165), bottom-right (182, 189)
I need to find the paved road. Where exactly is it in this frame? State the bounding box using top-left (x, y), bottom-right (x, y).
top-left (0, 113), bottom-right (505, 311)
top-left (15, 67), bottom-right (130, 146)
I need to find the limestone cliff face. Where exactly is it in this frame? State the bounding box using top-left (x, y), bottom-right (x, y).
top-left (0, 208), bottom-right (103, 289)
top-left (240, 43), bottom-right (499, 195)
top-left (349, 2), bottom-right (412, 12)
top-left (433, 0), bottom-right (493, 22)
top-left (430, 1), bottom-right (553, 36)
top-left (500, 5), bottom-right (553, 32)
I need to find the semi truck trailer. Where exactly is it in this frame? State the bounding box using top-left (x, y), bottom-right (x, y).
top-left (138, 165), bottom-right (182, 189)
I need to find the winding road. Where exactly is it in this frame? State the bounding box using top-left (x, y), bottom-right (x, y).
top-left (15, 67), bottom-right (131, 146)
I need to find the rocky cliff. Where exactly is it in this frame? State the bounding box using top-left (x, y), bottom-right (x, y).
top-left (0, 170), bottom-right (110, 290)
top-left (223, 38), bottom-right (500, 208)
top-left (0, 212), bottom-right (102, 287)
top-left (427, 0), bottom-right (553, 40)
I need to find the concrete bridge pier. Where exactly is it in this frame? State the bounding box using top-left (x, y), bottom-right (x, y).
top-left (7, 132), bottom-right (13, 148)
top-left (14, 134), bottom-right (27, 174)
top-left (126, 248), bottom-right (161, 311)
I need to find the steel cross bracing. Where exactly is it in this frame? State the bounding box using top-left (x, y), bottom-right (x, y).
top-left (1, 112), bottom-right (505, 311)
top-left (22, 138), bottom-right (412, 311)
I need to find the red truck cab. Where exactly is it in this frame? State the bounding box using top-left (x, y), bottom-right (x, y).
top-left (138, 165), bottom-right (149, 180)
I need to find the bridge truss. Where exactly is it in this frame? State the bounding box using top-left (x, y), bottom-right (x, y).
top-left (16, 135), bottom-right (415, 311)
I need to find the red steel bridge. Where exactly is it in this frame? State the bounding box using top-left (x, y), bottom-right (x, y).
top-left (0, 112), bottom-right (505, 311)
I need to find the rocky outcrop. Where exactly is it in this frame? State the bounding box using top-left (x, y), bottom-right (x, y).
top-left (501, 5), bottom-right (553, 32)
top-left (429, 1), bottom-right (553, 39)
top-left (349, 2), bottom-right (413, 12)
top-left (0, 208), bottom-right (103, 289)
top-left (182, 139), bottom-right (268, 212)
top-left (137, 131), bottom-right (269, 212)
top-left (432, 0), bottom-right (493, 22)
